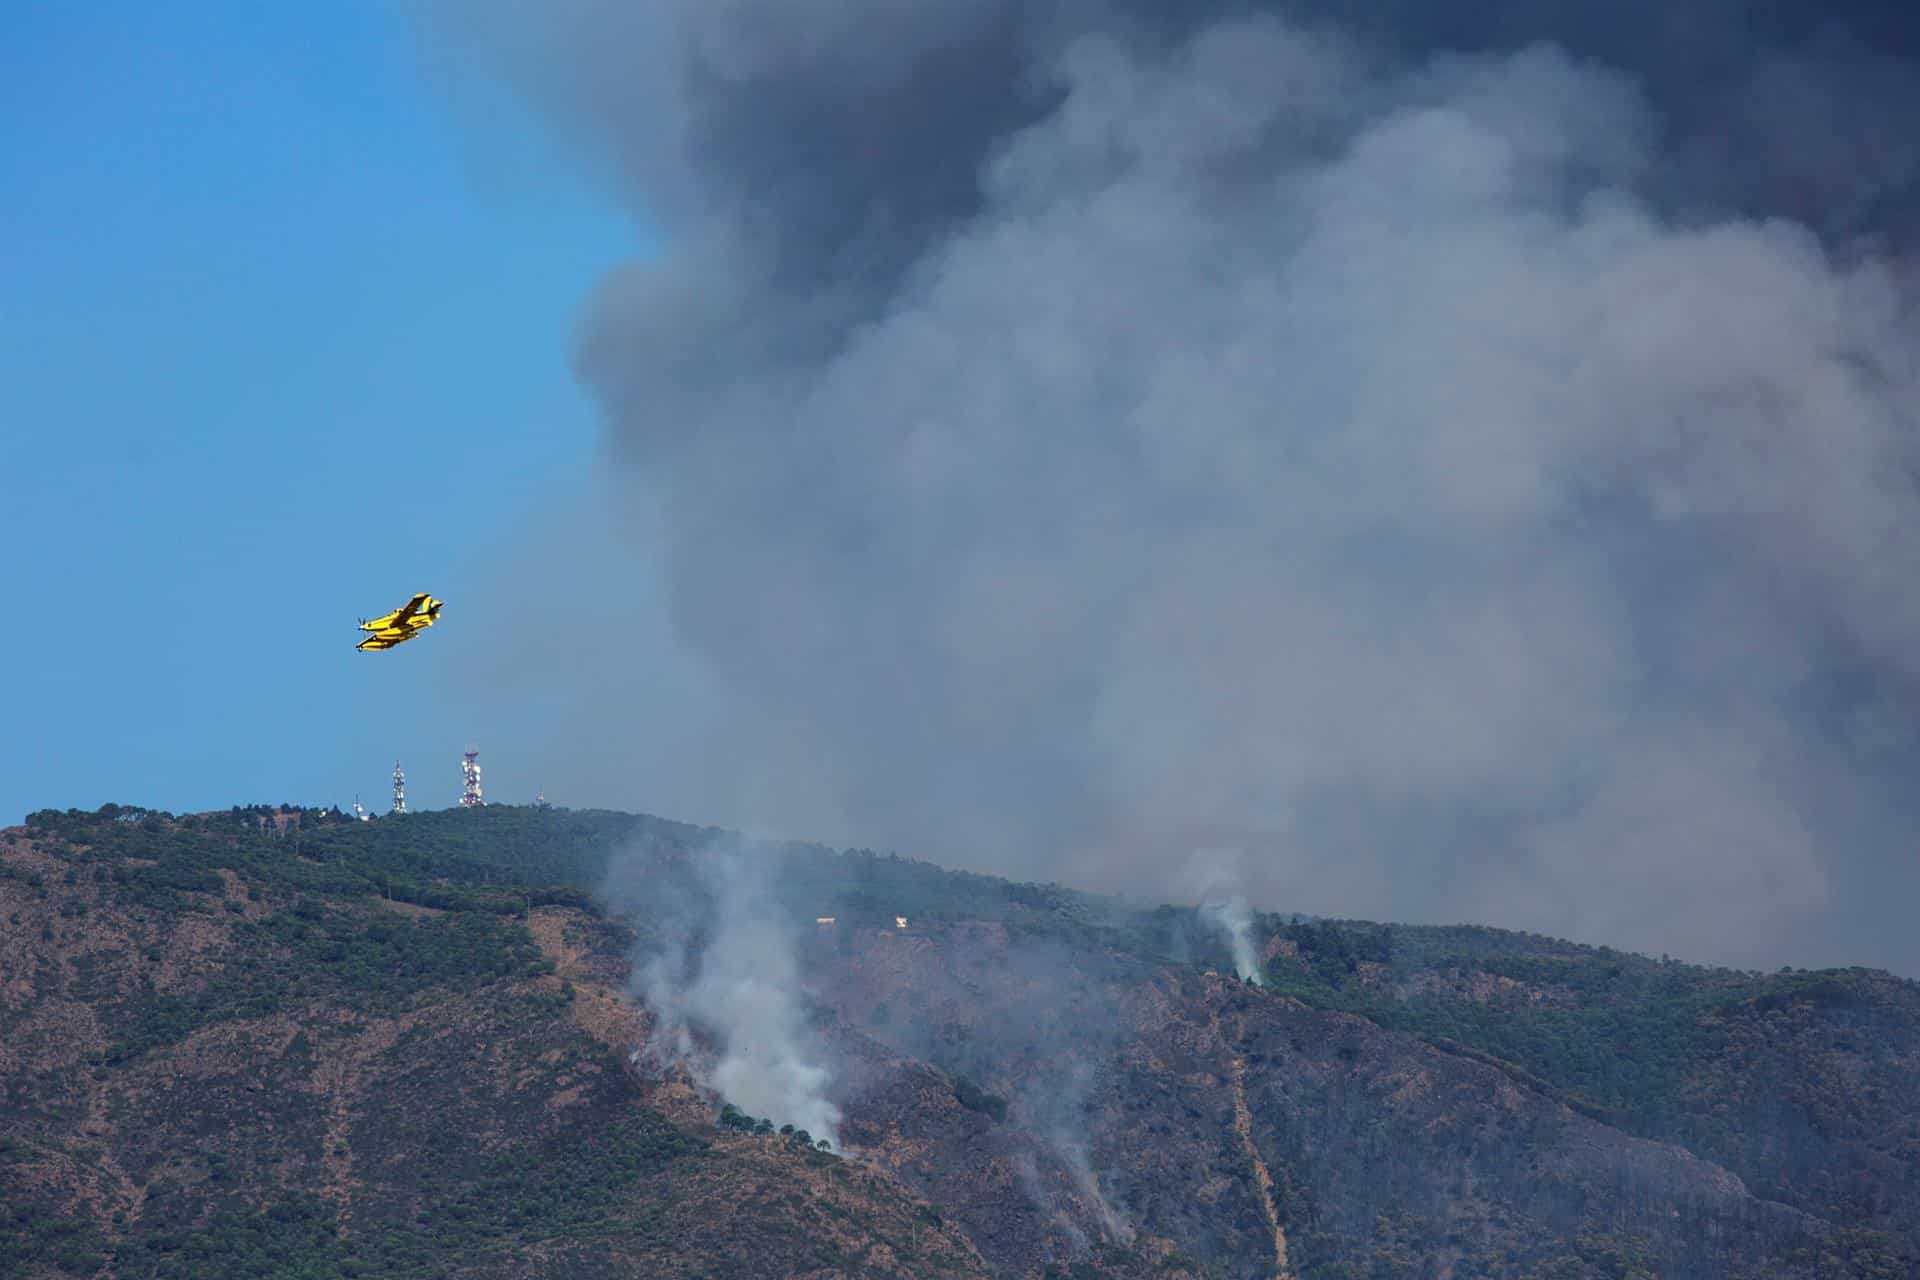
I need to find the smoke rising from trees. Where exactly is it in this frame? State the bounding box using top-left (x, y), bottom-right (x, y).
top-left (419, 1), bottom-right (1920, 975)
top-left (1192, 848), bottom-right (1263, 983)
top-left (1202, 897), bottom-right (1263, 986)
top-left (611, 840), bottom-right (843, 1148)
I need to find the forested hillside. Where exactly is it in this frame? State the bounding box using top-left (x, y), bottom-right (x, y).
top-left (4, 804), bottom-right (1914, 1278)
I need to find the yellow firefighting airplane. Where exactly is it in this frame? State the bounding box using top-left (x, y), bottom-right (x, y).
top-left (356, 593), bottom-right (443, 652)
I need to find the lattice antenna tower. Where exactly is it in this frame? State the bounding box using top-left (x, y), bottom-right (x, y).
top-left (391, 760), bottom-right (407, 814)
top-left (460, 748), bottom-right (485, 808)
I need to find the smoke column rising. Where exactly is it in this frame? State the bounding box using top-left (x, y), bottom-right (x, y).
top-left (1201, 896), bottom-right (1264, 986)
top-left (615, 841), bottom-right (842, 1147)
top-left (418, 0), bottom-right (1920, 975)
top-left (1191, 847), bottom-right (1264, 982)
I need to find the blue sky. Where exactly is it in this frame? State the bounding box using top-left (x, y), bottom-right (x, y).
top-left (2, 2), bottom-right (649, 820)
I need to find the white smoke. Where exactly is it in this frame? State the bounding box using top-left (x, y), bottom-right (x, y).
top-left (1015, 1143), bottom-right (1134, 1263)
top-left (1014, 1053), bottom-right (1135, 1254)
top-left (1192, 849), bottom-right (1265, 984)
top-left (626, 842), bottom-right (842, 1148)
top-left (1059, 1134), bottom-right (1135, 1247)
top-left (1200, 895), bottom-right (1263, 986)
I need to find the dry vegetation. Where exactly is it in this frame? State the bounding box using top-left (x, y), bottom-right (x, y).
top-left (4, 804), bottom-right (1917, 1279)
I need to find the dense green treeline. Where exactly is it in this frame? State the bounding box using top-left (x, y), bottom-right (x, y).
top-left (27, 803), bottom-right (1180, 955)
top-left (23, 802), bottom-right (689, 912)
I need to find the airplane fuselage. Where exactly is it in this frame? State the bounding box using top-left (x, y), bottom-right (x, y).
top-left (355, 594), bottom-right (442, 651)
top-left (359, 597), bottom-right (442, 633)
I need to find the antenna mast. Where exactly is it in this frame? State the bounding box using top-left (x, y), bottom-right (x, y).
top-left (391, 760), bottom-right (407, 814)
top-left (460, 748), bottom-right (485, 808)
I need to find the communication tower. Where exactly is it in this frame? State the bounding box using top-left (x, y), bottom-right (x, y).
top-left (533, 790), bottom-right (550, 810)
top-left (391, 760), bottom-right (407, 814)
top-left (352, 796), bottom-right (371, 822)
top-left (460, 748), bottom-right (485, 808)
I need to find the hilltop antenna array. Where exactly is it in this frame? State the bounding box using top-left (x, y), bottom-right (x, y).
top-left (391, 760), bottom-right (407, 814)
top-left (460, 748), bottom-right (485, 808)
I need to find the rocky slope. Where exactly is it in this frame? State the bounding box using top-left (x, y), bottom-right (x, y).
top-left (0, 812), bottom-right (984, 1279)
top-left (809, 924), bottom-right (1887, 1278)
top-left (3, 804), bottom-right (1915, 1279)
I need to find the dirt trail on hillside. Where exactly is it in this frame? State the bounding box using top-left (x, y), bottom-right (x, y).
top-left (1212, 1003), bottom-right (1291, 1280)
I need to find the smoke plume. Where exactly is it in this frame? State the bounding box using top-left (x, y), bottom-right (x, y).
top-left (420, 1), bottom-right (1920, 975)
top-left (1191, 848), bottom-right (1264, 983)
top-left (614, 840), bottom-right (842, 1147)
top-left (1037, 1060), bottom-right (1136, 1254)
top-left (1201, 897), bottom-right (1263, 986)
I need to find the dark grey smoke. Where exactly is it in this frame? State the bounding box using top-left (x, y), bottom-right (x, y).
top-left (414, 1), bottom-right (1920, 976)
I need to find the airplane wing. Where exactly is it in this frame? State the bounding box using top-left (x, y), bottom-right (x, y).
top-left (360, 593), bottom-right (431, 632)
top-left (357, 631), bottom-right (414, 652)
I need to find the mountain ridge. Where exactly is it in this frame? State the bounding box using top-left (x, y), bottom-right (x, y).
top-left (4, 802), bottom-right (1915, 1278)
